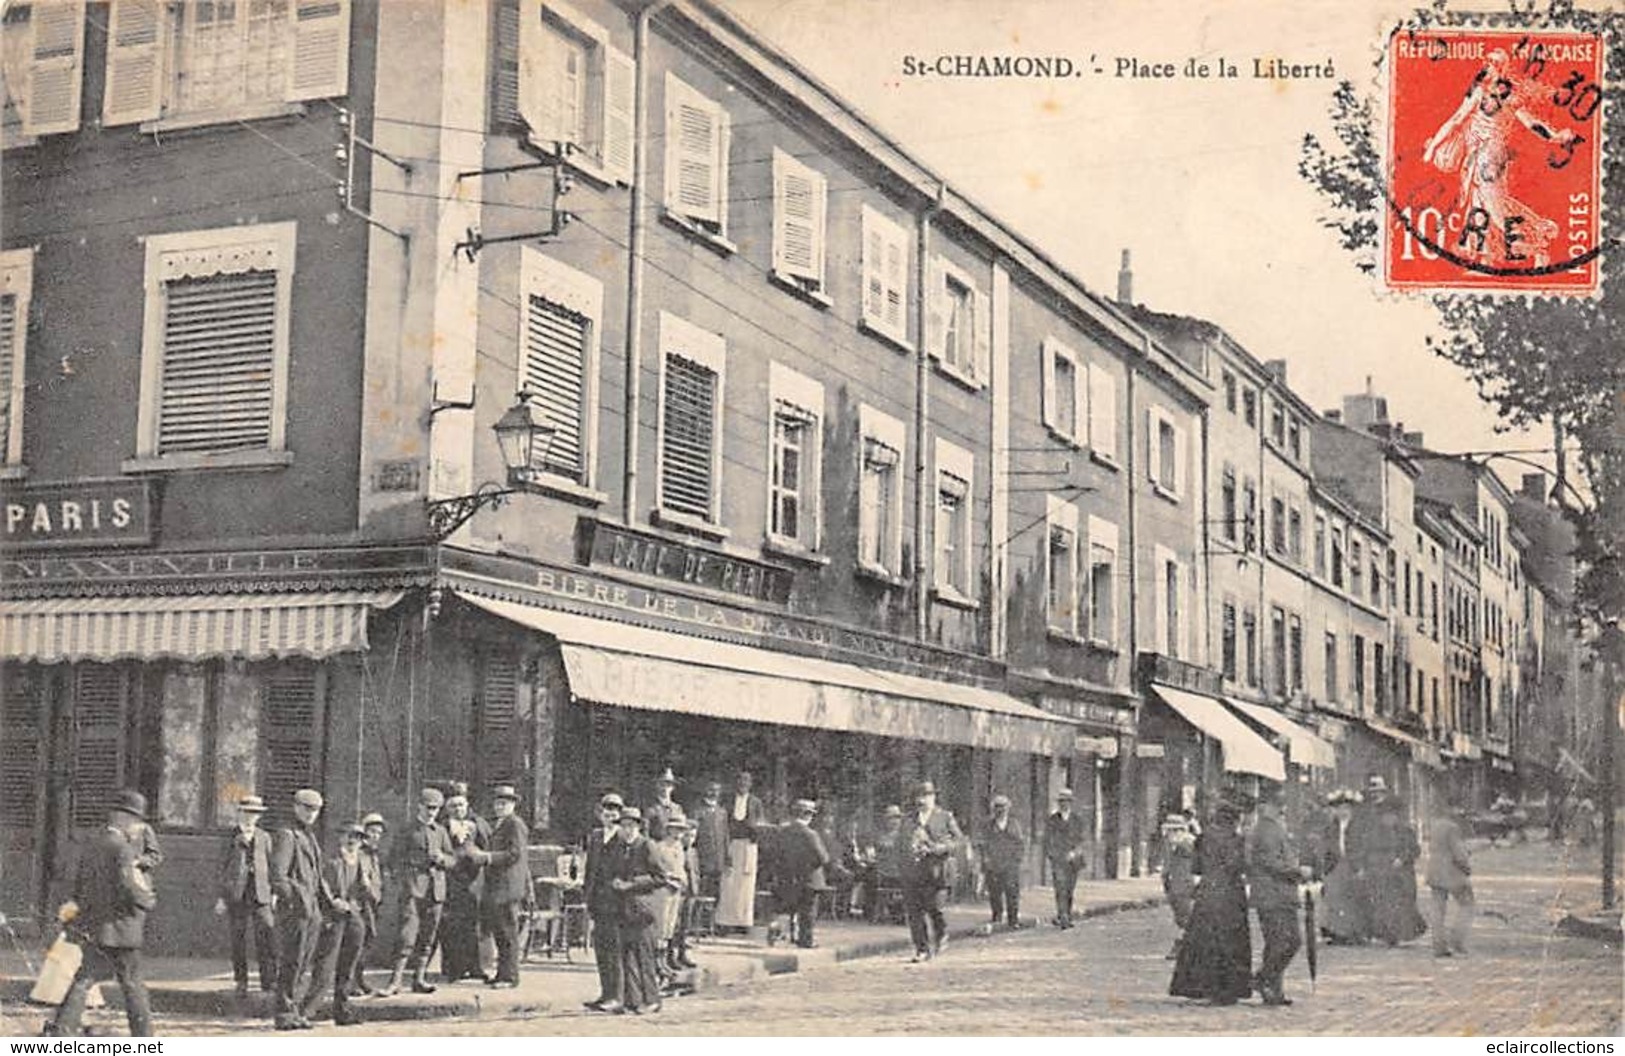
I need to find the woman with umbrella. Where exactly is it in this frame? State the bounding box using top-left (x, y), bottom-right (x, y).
top-left (1169, 790), bottom-right (1253, 1006)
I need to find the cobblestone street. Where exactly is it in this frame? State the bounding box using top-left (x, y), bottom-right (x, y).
top-left (132, 837), bottom-right (1619, 1037)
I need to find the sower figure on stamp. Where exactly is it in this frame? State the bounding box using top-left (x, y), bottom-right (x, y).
top-left (979, 795), bottom-right (1025, 930)
top-left (44, 789), bottom-right (157, 1038)
top-left (214, 794), bottom-right (276, 997)
top-left (303, 822), bottom-right (369, 1027)
top-left (1042, 788), bottom-right (1089, 928)
top-left (1246, 786), bottom-right (1310, 1007)
top-left (382, 787), bottom-right (455, 997)
top-left (583, 792), bottom-right (626, 1013)
top-left (476, 785), bottom-right (530, 988)
top-left (271, 788), bottom-right (325, 1031)
top-left (902, 780), bottom-right (961, 962)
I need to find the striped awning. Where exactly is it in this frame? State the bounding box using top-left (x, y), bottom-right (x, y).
top-left (0, 591), bottom-right (404, 663)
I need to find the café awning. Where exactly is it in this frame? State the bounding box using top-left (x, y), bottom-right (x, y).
top-left (1227, 698), bottom-right (1338, 770)
top-left (1149, 683), bottom-right (1286, 781)
top-left (1364, 717), bottom-right (1445, 770)
top-left (0, 591), bottom-right (404, 663)
top-left (455, 592), bottom-right (1079, 757)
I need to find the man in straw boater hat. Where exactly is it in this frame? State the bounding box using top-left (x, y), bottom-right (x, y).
top-left (476, 785), bottom-right (531, 988)
top-left (214, 794), bottom-right (276, 997)
top-left (43, 789), bottom-right (157, 1037)
top-left (902, 780), bottom-right (962, 962)
top-left (271, 788), bottom-right (325, 1030)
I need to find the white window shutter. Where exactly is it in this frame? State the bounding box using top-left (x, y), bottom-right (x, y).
top-left (1070, 358), bottom-right (1087, 445)
top-left (883, 234), bottom-right (905, 333)
top-left (286, 0), bottom-right (350, 102)
top-left (924, 258), bottom-right (945, 360)
top-left (602, 45), bottom-right (634, 183)
top-left (666, 75), bottom-right (720, 223)
top-left (773, 152), bottom-right (822, 282)
top-left (1172, 422), bottom-right (1186, 496)
top-left (1153, 561), bottom-right (1168, 655)
top-left (102, 0), bottom-right (163, 127)
top-left (519, 1), bottom-right (563, 145)
top-left (1146, 409), bottom-right (1161, 484)
top-left (21, 0), bottom-right (85, 136)
top-left (861, 210), bottom-right (884, 326)
top-left (713, 104), bottom-right (731, 232)
top-left (1040, 342), bottom-right (1056, 430)
top-left (1089, 362), bottom-right (1116, 459)
top-left (971, 286), bottom-right (990, 381)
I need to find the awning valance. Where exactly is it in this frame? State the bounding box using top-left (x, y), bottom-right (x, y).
top-left (455, 592), bottom-right (1078, 756)
top-left (1149, 683), bottom-right (1285, 781)
top-left (1227, 699), bottom-right (1338, 770)
top-left (0, 591), bottom-right (404, 663)
top-left (1364, 717), bottom-right (1445, 770)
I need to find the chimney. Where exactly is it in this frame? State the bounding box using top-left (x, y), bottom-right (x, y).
top-left (1116, 249), bottom-right (1133, 305)
top-left (1323, 409), bottom-right (1343, 422)
top-left (1402, 430), bottom-right (1425, 448)
top-left (1342, 382), bottom-right (1390, 433)
top-left (1264, 359), bottom-right (1288, 383)
top-left (1520, 472), bottom-right (1549, 501)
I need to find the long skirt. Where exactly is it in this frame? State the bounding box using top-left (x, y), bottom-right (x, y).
top-left (717, 839), bottom-right (758, 927)
top-left (1369, 863), bottom-right (1427, 945)
top-left (441, 884), bottom-right (482, 980)
top-left (618, 923), bottom-right (662, 1010)
top-left (1320, 857), bottom-right (1371, 943)
top-left (1168, 878), bottom-right (1251, 1003)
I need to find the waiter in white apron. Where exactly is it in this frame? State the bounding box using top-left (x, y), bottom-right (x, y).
top-left (716, 770), bottom-right (766, 931)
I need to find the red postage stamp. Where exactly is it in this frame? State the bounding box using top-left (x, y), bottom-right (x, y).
top-left (1384, 28), bottom-right (1604, 295)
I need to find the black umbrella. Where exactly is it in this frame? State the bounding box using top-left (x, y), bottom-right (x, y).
top-left (1303, 881), bottom-right (1319, 992)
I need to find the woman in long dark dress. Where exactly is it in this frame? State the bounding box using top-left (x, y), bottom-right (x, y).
top-left (1367, 798), bottom-right (1427, 945)
top-left (1169, 797), bottom-right (1252, 1005)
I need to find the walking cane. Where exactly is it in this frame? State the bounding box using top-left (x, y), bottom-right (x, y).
top-left (1302, 881), bottom-right (1319, 993)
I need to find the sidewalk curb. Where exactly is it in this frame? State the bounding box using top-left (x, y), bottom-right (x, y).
top-left (0, 895), bottom-right (1164, 1026)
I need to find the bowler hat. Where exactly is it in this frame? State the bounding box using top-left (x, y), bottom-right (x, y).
top-left (294, 788), bottom-right (324, 810)
top-left (618, 806), bottom-right (643, 822)
top-left (491, 785), bottom-right (520, 802)
top-left (913, 780), bottom-right (936, 798)
top-left (792, 799), bottom-right (817, 816)
top-left (111, 789), bottom-right (148, 820)
top-left (236, 795), bottom-right (268, 814)
top-left (419, 787), bottom-right (445, 808)
top-left (361, 812), bottom-right (387, 828)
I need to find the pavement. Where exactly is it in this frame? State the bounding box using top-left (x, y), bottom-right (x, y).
top-left (0, 876), bottom-right (1164, 1036)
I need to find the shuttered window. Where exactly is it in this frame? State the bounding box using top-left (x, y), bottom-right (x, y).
top-left (860, 205), bottom-right (909, 346)
top-left (514, 3), bottom-right (632, 182)
top-left (261, 664), bottom-right (321, 829)
top-left (479, 652), bottom-right (519, 790)
top-left (771, 150), bottom-right (827, 293)
top-left (490, 0), bottom-right (520, 129)
top-left (523, 295), bottom-right (588, 482)
top-left (13, 0), bottom-right (86, 137)
top-left (71, 666), bottom-right (129, 828)
top-left (102, 0), bottom-right (348, 128)
top-left (663, 73), bottom-right (728, 229)
top-left (0, 292), bottom-right (17, 463)
top-left (0, 667), bottom-right (47, 827)
top-left (158, 271), bottom-right (278, 455)
top-left (660, 354), bottom-right (718, 520)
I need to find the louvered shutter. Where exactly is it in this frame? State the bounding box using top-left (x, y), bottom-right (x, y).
top-left (924, 258), bottom-right (946, 360)
top-left (490, 0), bottom-right (521, 129)
top-left (1040, 341), bottom-right (1056, 430)
top-left (602, 46), bottom-right (634, 183)
top-left (70, 666), bottom-right (127, 829)
top-left (971, 287), bottom-right (990, 381)
top-left (517, 1), bottom-right (562, 145)
top-left (1068, 355), bottom-right (1086, 444)
top-left (660, 355), bottom-right (717, 519)
top-left (1171, 421), bottom-right (1186, 496)
top-left (522, 294), bottom-right (588, 482)
top-left (262, 666), bottom-right (321, 830)
top-left (1145, 410), bottom-right (1161, 484)
top-left (1088, 362), bottom-right (1117, 460)
top-left (286, 0), bottom-right (349, 102)
top-left (884, 238), bottom-right (904, 335)
top-left (665, 76), bottom-right (720, 224)
top-left (0, 294), bottom-right (15, 463)
top-left (479, 653), bottom-right (520, 789)
top-left (21, 0), bottom-right (84, 136)
top-left (773, 153), bottom-right (824, 284)
top-left (158, 270), bottom-right (277, 455)
top-left (102, 0), bottom-right (163, 127)
top-left (861, 212), bottom-right (885, 326)
top-left (0, 667), bottom-right (46, 827)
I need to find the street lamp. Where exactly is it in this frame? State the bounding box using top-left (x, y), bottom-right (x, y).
top-left (425, 391), bottom-right (555, 541)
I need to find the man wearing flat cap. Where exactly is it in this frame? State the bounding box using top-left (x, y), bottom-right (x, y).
top-left (475, 786), bottom-right (530, 988)
top-left (583, 792), bottom-right (626, 1012)
top-left (902, 780), bottom-right (961, 961)
top-left (979, 794), bottom-right (1026, 929)
top-left (45, 789), bottom-right (157, 1038)
top-left (349, 813), bottom-right (387, 996)
top-left (1042, 788), bottom-right (1090, 928)
top-left (772, 800), bottom-right (831, 949)
top-left (383, 787), bottom-right (456, 996)
top-left (271, 788), bottom-right (325, 1030)
top-left (304, 823), bottom-right (370, 1026)
top-left (215, 794), bottom-right (276, 997)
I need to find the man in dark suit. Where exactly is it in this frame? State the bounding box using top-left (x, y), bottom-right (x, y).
top-left (979, 794), bottom-right (1026, 929)
top-left (1246, 785), bottom-right (1309, 1007)
top-left (902, 781), bottom-right (962, 962)
top-left (646, 767), bottom-right (686, 831)
top-left (470, 785), bottom-right (530, 987)
top-left (1042, 788), bottom-right (1089, 928)
top-left (583, 792), bottom-right (626, 1012)
top-left (271, 788), bottom-right (325, 1030)
top-left (383, 787), bottom-right (455, 996)
top-left (773, 800), bottom-right (831, 949)
top-left (303, 822), bottom-right (369, 1027)
top-left (1425, 794), bottom-right (1474, 958)
top-left (213, 794), bottom-right (276, 997)
top-left (45, 789), bottom-right (157, 1038)
top-left (690, 781), bottom-right (729, 899)
top-left (349, 812), bottom-right (387, 996)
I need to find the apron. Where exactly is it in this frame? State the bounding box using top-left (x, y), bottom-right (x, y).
top-left (716, 839), bottom-right (758, 927)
